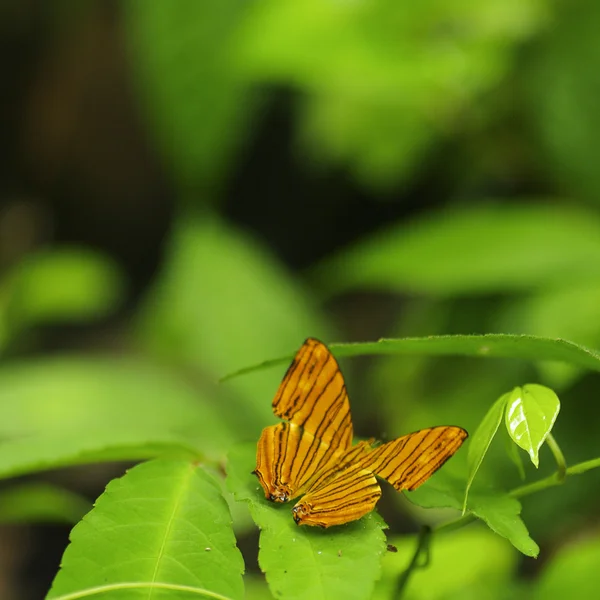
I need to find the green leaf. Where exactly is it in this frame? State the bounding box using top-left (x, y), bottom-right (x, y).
top-left (0, 483), bottom-right (90, 525)
top-left (0, 357), bottom-right (233, 479)
top-left (136, 216), bottom-right (329, 441)
top-left (505, 384), bottom-right (560, 468)
top-left (227, 444), bottom-right (387, 600)
top-left (408, 479), bottom-right (539, 557)
top-left (464, 393), bottom-right (509, 512)
top-left (372, 528), bottom-right (517, 600)
top-left (222, 334), bottom-right (600, 381)
top-left (1, 248), bottom-right (124, 342)
top-left (48, 459), bottom-right (244, 600)
top-left (534, 534), bottom-right (600, 599)
top-left (310, 204), bottom-right (600, 296)
top-left (124, 0), bottom-right (255, 193)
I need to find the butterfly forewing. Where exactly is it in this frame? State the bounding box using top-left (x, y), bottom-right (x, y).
top-left (272, 338), bottom-right (353, 451)
top-left (254, 339), bottom-right (354, 502)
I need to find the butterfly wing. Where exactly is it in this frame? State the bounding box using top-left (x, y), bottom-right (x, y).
top-left (360, 426), bottom-right (468, 491)
top-left (292, 462), bottom-right (382, 528)
top-left (272, 338), bottom-right (353, 449)
top-left (255, 338), bottom-right (354, 502)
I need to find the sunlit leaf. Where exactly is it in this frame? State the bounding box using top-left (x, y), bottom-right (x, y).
top-left (0, 483), bottom-right (90, 525)
top-left (227, 444), bottom-right (387, 600)
top-left (48, 459), bottom-right (244, 600)
top-left (464, 393), bottom-right (509, 512)
top-left (505, 384), bottom-right (560, 468)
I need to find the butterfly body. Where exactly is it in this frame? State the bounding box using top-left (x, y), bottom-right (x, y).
top-left (254, 338), bottom-right (467, 527)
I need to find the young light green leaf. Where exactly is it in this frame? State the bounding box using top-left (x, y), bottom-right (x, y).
top-left (222, 334), bottom-right (600, 382)
top-left (227, 444), bottom-right (387, 600)
top-left (504, 429), bottom-right (526, 480)
top-left (48, 459), bottom-right (244, 600)
top-left (463, 393), bottom-right (509, 512)
top-left (505, 384), bottom-right (560, 468)
top-left (0, 357), bottom-right (233, 479)
top-left (0, 483), bottom-right (90, 525)
top-left (408, 479), bottom-right (539, 558)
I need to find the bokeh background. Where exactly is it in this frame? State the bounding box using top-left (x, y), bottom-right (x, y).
top-left (2, 1), bottom-right (600, 598)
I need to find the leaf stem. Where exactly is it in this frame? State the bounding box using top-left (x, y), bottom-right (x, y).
top-left (545, 433), bottom-right (567, 482)
top-left (395, 526), bottom-right (431, 599)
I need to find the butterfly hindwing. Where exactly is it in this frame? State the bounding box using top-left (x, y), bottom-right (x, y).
top-left (359, 426), bottom-right (468, 491)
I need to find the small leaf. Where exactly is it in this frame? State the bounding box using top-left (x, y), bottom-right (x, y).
top-left (227, 444), bottom-right (387, 600)
top-left (0, 483), bottom-right (90, 525)
top-left (504, 429), bottom-right (526, 480)
top-left (464, 393), bottom-right (509, 512)
top-left (505, 384), bottom-right (560, 467)
top-left (408, 479), bottom-right (539, 558)
top-left (468, 492), bottom-right (539, 558)
top-left (48, 459), bottom-right (244, 600)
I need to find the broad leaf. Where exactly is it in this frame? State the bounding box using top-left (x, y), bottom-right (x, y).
top-left (311, 204), bottom-right (600, 295)
top-left (464, 393), bottom-right (509, 512)
top-left (48, 459), bottom-right (244, 600)
top-left (0, 483), bottom-right (90, 525)
top-left (505, 384), bottom-right (560, 467)
top-left (408, 479), bottom-right (539, 557)
top-left (227, 444), bottom-right (387, 600)
top-left (222, 334), bottom-right (600, 381)
top-left (0, 357), bottom-right (232, 478)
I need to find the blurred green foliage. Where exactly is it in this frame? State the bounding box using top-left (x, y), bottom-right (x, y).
top-left (2, 0), bottom-right (600, 598)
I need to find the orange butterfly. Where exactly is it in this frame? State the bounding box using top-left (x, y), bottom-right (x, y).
top-left (254, 338), bottom-right (468, 527)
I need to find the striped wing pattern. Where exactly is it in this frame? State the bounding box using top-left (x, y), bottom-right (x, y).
top-left (254, 339), bottom-right (353, 502)
top-left (254, 338), bottom-right (468, 527)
